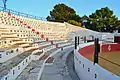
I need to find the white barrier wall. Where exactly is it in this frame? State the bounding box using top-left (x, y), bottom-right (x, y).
top-left (74, 43), bottom-right (120, 80)
top-left (58, 42), bottom-right (72, 47)
top-left (43, 45), bottom-right (56, 52)
top-left (1, 55), bottom-right (33, 80)
top-left (0, 47), bottom-right (24, 63)
top-left (63, 45), bottom-right (74, 50)
top-left (38, 42), bottom-right (51, 47)
top-left (53, 40), bottom-right (66, 44)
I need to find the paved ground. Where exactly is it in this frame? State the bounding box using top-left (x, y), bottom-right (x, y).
top-left (66, 51), bottom-right (80, 80)
top-left (16, 60), bottom-right (43, 80)
top-left (16, 48), bottom-right (59, 80)
top-left (41, 48), bottom-right (80, 80)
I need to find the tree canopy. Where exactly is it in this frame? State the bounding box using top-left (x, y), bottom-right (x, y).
top-left (46, 3), bottom-right (82, 26)
top-left (83, 7), bottom-right (120, 32)
top-left (47, 4), bottom-right (120, 32)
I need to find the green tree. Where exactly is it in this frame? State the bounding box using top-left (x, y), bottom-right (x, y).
top-left (85, 7), bottom-right (119, 32)
top-left (47, 4), bottom-right (81, 23)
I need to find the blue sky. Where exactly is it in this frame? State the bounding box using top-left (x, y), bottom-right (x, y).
top-left (0, 0), bottom-right (120, 19)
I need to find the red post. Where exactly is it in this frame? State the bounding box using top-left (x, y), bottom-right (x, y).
top-left (46, 38), bottom-right (49, 41)
top-left (36, 32), bottom-right (39, 34)
top-left (51, 41), bottom-right (53, 45)
top-left (8, 12), bottom-right (11, 16)
top-left (56, 44), bottom-right (59, 48)
top-left (28, 26), bottom-right (31, 29)
top-left (32, 29), bottom-right (35, 32)
top-left (41, 34), bottom-right (44, 38)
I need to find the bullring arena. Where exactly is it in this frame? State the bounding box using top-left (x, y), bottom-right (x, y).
top-left (0, 6), bottom-right (120, 80)
top-left (78, 43), bottom-right (120, 76)
top-left (75, 42), bottom-right (120, 80)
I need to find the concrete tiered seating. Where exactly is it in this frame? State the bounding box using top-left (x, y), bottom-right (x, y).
top-left (0, 10), bottom-right (84, 41)
top-left (0, 9), bottom-right (78, 80)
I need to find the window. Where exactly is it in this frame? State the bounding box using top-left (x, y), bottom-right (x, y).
top-left (0, 54), bottom-right (2, 58)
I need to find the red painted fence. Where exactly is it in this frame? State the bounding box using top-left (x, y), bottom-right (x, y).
top-left (78, 45), bottom-right (94, 56)
top-left (101, 44), bottom-right (120, 52)
top-left (78, 43), bottom-right (120, 55)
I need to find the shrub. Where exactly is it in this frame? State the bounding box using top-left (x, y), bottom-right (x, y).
top-left (68, 20), bottom-right (82, 27)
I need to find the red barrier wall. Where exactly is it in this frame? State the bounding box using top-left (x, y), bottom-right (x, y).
top-left (78, 45), bottom-right (94, 56)
top-left (101, 44), bottom-right (120, 52)
top-left (78, 43), bottom-right (120, 55)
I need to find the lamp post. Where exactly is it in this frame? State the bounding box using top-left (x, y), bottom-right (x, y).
top-left (3, 0), bottom-right (7, 10)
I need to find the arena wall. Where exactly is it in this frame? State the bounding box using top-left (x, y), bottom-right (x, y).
top-left (74, 42), bottom-right (120, 80)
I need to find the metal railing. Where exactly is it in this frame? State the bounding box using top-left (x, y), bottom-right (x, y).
top-left (0, 6), bottom-right (46, 21)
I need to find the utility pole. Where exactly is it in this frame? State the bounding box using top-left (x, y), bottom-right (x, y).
top-left (3, 0), bottom-right (7, 10)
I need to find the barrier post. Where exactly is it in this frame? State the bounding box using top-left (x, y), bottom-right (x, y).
top-left (84, 36), bottom-right (87, 43)
top-left (94, 38), bottom-right (100, 64)
top-left (78, 36), bottom-right (79, 45)
top-left (75, 36), bottom-right (77, 49)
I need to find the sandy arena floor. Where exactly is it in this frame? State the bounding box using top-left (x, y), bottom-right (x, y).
top-left (83, 51), bottom-right (120, 76)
